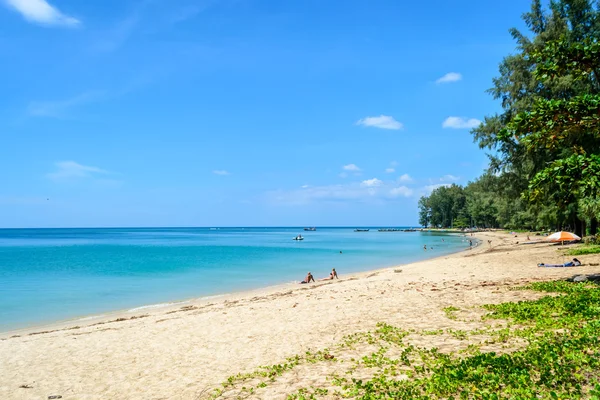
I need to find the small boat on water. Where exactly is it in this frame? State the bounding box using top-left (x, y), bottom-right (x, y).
top-left (378, 228), bottom-right (402, 232)
top-left (354, 229), bottom-right (370, 232)
top-left (303, 227), bottom-right (316, 231)
top-left (293, 235), bottom-right (304, 241)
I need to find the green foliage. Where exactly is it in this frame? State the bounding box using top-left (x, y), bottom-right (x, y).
top-left (211, 280), bottom-right (600, 399)
top-left (443, 306), bottom-right (460, 320)
top-left (583, 233), bottom-right (600, 245)
top-left (567, 244), bottom-right (600, 255)
top-left (417, 184), bottom-right (467, 228)
top-left (527, 154), bottom-right (600, 205)
top-left (418, 173), bottom-right (553, 230)
top-left (466, 0), bottom-right (600, 236)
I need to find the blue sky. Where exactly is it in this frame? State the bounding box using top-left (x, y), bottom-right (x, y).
top-left (0, 0), bottom-right (529, 227)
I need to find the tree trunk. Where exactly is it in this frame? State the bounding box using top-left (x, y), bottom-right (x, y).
top-left (591, 218), bottom-right (598, 236)
top-left (574, 218), bottom-right (584, 238)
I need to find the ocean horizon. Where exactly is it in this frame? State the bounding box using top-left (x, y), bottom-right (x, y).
top-left (0, 227), bottom-right (472, 332)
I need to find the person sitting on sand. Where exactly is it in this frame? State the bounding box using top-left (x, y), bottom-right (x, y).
top-left (319, 268), bottom-right (339, 281)
top-left (300, 272), bottom-right (315, 284)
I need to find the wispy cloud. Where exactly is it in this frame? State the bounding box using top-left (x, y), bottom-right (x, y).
top-left (343, 164), bottom-right (361, 172)
top-left (28, 91), bottom-right (105, 118)
top-left (440, 174), bottom-right (459, 182)
top-left (385, 161), bottom-right (398, 173)
top-left (390, 186), bottom-right (413, 197)
top-left (47, 161), bottom-right (109, 181)
top-left (93, 15), bottom-right (139, 53)
top-left (356, 115), bottom-right (403, 130)
top-left (213, 170), bottom-right (231, 176)
top-left (3, 0), bottom-right (80, 27)
top-left (28, 74), bottom-right (154, 118)
top-left (168, 2), bottom-right (213, 24)
top-left (442, 116), bottom-right (481, 129)
top-left (398, 173), bottom-right (413, 183)
top-left (436, 72), bottom-right (462, 84)
top-left (266, 178), bottom-right (415, 205)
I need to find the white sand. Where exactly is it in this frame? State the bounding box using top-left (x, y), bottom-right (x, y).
top-left (1, 231), bottom-right (598, 399)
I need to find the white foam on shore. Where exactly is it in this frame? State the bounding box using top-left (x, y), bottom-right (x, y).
top-left (77, 314), bottom-right (107, 321)
top-left (198, 294), bottom-right (225, 301)
top-left (127, 301), bottom-right (189, 312)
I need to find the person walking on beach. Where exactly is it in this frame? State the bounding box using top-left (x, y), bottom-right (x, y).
top-left (300, 272), bottom-right (315, 284)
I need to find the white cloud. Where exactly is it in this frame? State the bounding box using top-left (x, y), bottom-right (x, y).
top-left (423, 183), bottom-right (452, 194)
top-left (343, 164), bottom-right (361, 172)
top-left (442, 116), bottom-right (481, 129)
top-left (301, 184), bottom-right (310, 189)
top-left (440, 174), bottom-right (459, 182)
top-left (3, 0), bottom-right (80, 27)
top-left (385, 168), bottom-right (395, 173)
top-left (436, 72), bottom-right (462, 84)
top-left (356, 115), bottom-right (403, 130)
top-left (47, 161), bottom-right (108, 180)
top-left (398, 173), bottom-right (413, 183)
top-left (213, 170), bottom-right (230, 176)
top-left (361, 178), bottom-right (383, 187)
top-left (267, 178), bottom-right (419, 205)
top-left (390, 186), bottom-right (413, 197)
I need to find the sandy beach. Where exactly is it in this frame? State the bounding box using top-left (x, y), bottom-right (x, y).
top-left (2, 231), bottom-right (599, 400)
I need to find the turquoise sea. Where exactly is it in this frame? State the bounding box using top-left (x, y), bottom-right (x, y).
top-left (0, 227), bottom-right (470, 332)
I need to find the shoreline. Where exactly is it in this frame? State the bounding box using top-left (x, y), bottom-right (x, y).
top-left (6, 231), bottom-right (592, 399)
top-left (0, 232), bottom-right (478, 337)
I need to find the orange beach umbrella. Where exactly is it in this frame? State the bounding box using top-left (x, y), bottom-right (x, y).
top-left (545, 231), bottom-right (581, 243)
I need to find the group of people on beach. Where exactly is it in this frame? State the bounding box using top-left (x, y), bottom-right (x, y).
top-left (300, 268), bottom-right (338, 284)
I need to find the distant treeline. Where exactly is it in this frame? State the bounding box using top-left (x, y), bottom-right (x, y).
top-left (419, 0), bottom-right (600, 237)
top-left (418, 175), bottom-right (575, 231)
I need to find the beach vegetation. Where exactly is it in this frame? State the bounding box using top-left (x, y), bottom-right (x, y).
top-left (443, 306), bottom-right (460, 320)
top-left (567, 244), bottom-right (600, 256)
top-left (207, 280), bottom-right (600, 399)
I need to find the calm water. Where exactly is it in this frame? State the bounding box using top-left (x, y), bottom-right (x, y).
top-left (0, 227), bottom-right (470, 331)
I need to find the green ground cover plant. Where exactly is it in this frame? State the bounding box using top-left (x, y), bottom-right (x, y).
top-left (206, 280), bottom-right (600, 399)
top-left (567, 245), bottom-right (600, 256)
